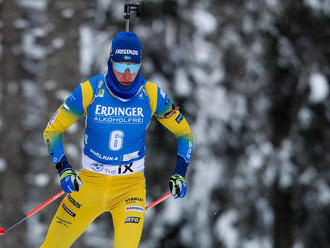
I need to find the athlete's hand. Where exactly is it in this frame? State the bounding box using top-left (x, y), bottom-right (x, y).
top-left (169, 174), bottom-right (187, 199)
top-left (56, 161), bottom-right (82, 193)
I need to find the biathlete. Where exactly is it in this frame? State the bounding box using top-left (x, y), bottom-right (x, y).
top-left (41, 31), bottom-right (194, 248)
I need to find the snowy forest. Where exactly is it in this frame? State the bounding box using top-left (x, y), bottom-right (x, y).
top-left (1, 0), bottom-right (330, 247)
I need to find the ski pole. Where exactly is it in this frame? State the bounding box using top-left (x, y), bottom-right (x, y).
top-left (0, 190), bottom-right (170, 236)
top-left (0, 190), bottom-right (65, 236)
top-left (146, 192), bottom-right (171, 210)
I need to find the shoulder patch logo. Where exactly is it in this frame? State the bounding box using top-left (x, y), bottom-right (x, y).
top-left (98, 89), bottom-right (105, 98)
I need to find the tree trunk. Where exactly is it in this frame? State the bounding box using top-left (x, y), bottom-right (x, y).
top-left (272, 178), bottom-right (294, 248)
top-left (0, 0), bottom-right (26, 247)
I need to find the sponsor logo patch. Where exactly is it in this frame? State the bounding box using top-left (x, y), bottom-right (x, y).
top-left (95, 105), bottom-right (144, 117)
top-left (48, 110), bottom-right (59, 126)
top-left (124, 216), bottom-right (141, 224)
top-left (187, 141), bottom-right (193, 159)
top-left (115, 49), bottom-right (138, 55)
top-left (62, 204), bottom-right (76, 217)
top-left (138, 92), bottom-right (144, 99)
top-left (90, 149), bottom-right (119, 161)
top-left (123, 151), bottom-right (139, 162)
top-left (56, 217), bottom-right (71, 227)
top-left (97, 89), bottom-right (105, 98)
top-left (125, 206), bottom-right (144, 212)
top-left (125, 197), bottom-right (144, 204)
top-left (118, 163), bottom-right (134, 174)
top-left (93, 105), bottom-right (144, 124)
top-left (62, 103), bottom-right (70, 111)
top-left (91, 162), bottom-right (103, 172)
top-left (175, 113), bottom-right (183, 124)
top-left (67, 194), bottom-right (82, 208)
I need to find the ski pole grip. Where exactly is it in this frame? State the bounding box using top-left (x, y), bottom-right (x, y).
top-left (124, 3), bottom-right (131, 19)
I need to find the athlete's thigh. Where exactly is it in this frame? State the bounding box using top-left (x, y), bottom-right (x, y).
top-left (111, 181), bottom-right (146, 248)
top-left (40, 183), bottom-right (104, 247)
top-left (40, 192), bottom-right (102, 248)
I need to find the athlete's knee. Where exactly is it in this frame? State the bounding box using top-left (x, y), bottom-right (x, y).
top-left (40, 238), bottom-right (72, 248)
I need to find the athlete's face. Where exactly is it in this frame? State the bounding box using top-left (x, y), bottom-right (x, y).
top-left (113, 62), bottom-right (140, 87)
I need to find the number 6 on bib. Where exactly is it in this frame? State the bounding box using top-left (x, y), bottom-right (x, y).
top-left (109, 130), bottom-right (124, 151)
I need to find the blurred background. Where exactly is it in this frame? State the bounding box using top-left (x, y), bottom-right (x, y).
top-left (1, 0), bottom-right (330, 247)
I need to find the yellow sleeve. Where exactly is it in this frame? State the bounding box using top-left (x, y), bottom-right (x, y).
top-left (145, 81), bottom-right (194, 163)
top-left (144, 81), bottom-right (158, 116)
top-left (44, 80), bottom-right (93, 164)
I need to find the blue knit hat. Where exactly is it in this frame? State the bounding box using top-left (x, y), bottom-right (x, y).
top-left (110, 32), bottom-right (142, 63)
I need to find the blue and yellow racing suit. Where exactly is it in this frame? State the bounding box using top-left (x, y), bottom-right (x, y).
top-left (41, 73), bottom-right (194, 248)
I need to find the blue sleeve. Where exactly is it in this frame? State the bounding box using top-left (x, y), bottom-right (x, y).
top-left (64, 86), bottom-right (85, 116)
top-left (154, 87), bottom-right (173, 117)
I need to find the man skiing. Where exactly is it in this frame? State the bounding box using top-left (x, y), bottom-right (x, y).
top-left (41, 31), bottom-right (194, 247)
